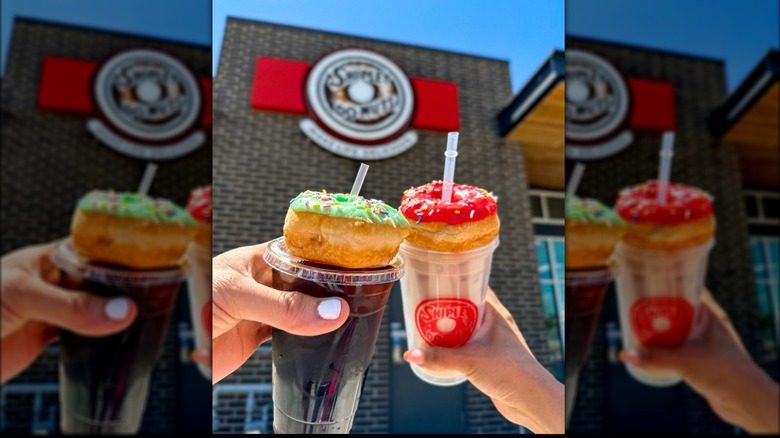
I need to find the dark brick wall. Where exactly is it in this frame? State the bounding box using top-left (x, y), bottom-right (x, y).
top-left (566, 37), bottom-right (763, 435)
top-left (1, 19), bottom-right (211, 435)
top-left (212, 348), bottom-right (274, 434)
top-left (213, 18), bottom-right (548, 434)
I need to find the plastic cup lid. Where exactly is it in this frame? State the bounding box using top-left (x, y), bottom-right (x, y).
top-left (51, 238), bottom-right (188, 287)
top-left (565, 266), bottom-right (614, 285)
top-left (615, 238), bottom-right (715, 259)
top-left (263, 237), bottom-right (404, 285)
top-left (399, 237), bottom-right (500, 260)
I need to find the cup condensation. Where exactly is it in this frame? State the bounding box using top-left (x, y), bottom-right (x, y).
top-left (263, 237), bottom-right (404, 434)
top-left (398, 238), bottom-right (499, 386)
top-left (564, 267), bottom-right (612, 426)
top-left (613, 239), bottom-right (714, 386)
top-left (52, 238), bottom-right (187, 434)
top-left (185, 242), bottom-right (212, 380)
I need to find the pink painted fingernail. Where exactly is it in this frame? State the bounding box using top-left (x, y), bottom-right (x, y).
top-left (191, 348), bottom-right (211, 364)
top-left (404, 348), bottom-right (424, 365)
top-left (619, 349), bottom-right (640, 365)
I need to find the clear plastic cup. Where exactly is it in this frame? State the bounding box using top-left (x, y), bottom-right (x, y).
top-left (613, 238), bottom-right (714, 386)
top-left (398, 238), bottom-right (499, 386)
top-left (51, 238), bottom-right (187, 434)
top-left (185, 242), bottom-right (212, 380)
top-left (263, 237), bottom-right (404, 434)
top-left (564, 267), bottom-right (613, 426)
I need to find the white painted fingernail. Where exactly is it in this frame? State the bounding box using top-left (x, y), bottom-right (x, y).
top-left (105, 298), bottom-right (130, 320)
top-left (317, 299), bottom-right (342, 320)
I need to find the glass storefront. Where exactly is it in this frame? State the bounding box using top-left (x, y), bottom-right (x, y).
top-left (530, 189), bottom-right (565, 380)
top-left (745, 190), bottom-right (780, 362)
top-left (750, 236), bottom-right (779, 361)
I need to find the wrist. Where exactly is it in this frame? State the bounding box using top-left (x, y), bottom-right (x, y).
top-left (526, 373), bottom-right (565, 434)
top-left (506, 362), bottom-right (565, 434)
top-left (737, 363), bottom-right (780, 434)
top-left (706, 355), bottom-right (779, 434)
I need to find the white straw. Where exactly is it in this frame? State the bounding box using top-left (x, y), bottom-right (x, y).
top-left (566, 163), bottom-right (586, 196)
top-left (348, 163), bottom-right (370, 201)
top-left (656, 131), bottom-right (675, 203)
top-left (137, 162), bottom-right (158, 195)
top-left (441, 132), bottom-right (459, 203)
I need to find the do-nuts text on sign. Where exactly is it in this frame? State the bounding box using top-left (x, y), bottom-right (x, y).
top-left (251, 48), bottom-right (460, 160)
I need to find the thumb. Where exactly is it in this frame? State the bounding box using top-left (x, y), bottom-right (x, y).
top-left (619, 347), bottom-right (694, 376)
top-left (403, 346), bottom-right (477, 377)
top-left (229, 276), bottom-right (349, 336)
top-left (19, 278), bottom-right (138, 336)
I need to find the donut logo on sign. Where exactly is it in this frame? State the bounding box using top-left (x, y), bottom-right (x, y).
top-left (88, 49), bottom-right (205, 160)
top-left (301, 49), bottom-right (418, 160)
top-left (565, 49), bottom-right (633, 161)
top-left (415, 298), bottom-right (478, 348)
top-left (630, 296), bottom-right (694, 348)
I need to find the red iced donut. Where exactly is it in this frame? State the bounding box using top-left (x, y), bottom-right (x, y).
top-left (400, 181), bottom-right (498, 225)
top-left (615, 180), bottom-right (713, 226)
top-left (399, 181), bottom-right (499, 252)
top-left (615, 180), bottom-right (715, 251)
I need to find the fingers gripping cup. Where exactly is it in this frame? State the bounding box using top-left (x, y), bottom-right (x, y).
top-left (264, 238), bottom-right (404, 434)
top-left (614, 181), bottom-right (716, 386)
top-left (52, 238), bottom-right (187, 434)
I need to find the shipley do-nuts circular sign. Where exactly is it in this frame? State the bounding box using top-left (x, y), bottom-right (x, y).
top-left (301, 48), bottom-right (418, 160)
top-left (89, 49), bottom-right (205, 160)
top-left (565, 49), bottom-right (633, 160)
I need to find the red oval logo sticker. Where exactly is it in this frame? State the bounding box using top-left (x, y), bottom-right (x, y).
top-left (415, 298), bottom-right (478, 348)
top-left (630, 296), bottom-right (694, 348)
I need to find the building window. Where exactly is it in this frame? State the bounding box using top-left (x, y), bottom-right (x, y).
top-left (744, 190), bottom-right (780, 224)
top-left (529, 189), bottom-right (566, 225)
top-left (0, 382), bottom-right (59, 434)
top-left (750, 236), bottom-right (779, 361)
top-left (745, 190), bottom-right (779, 362)
top-left (535, 236), bottom-right (565, 381)
top-left (530, 188), bottom-right (565, 380)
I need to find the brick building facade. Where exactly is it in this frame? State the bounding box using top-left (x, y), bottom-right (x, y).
top-left (212, 18), bottom-right (551, 434)
top-left (0, 19), bottom-right (212, 434)
top-left (565, 36), bottom-right (770, 435)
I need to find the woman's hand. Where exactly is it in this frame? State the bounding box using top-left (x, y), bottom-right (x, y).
top-left (211, 242), bottom-right (350, 383)
top-left (404, 288), bottom-right (564, 434)
top-left (2, 241), bottom-right (138, 383)
top-left (620, 289), bottom-right (779, 434)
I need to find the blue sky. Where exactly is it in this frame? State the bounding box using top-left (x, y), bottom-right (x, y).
top-left (0, 0), bottom-right (212, 75)
top-left (211, 0), bottom-right (564, 92)
top-left (567, 0), bottom-right (778, 91)
top-left (2, 0), bottom-right (777, 92)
